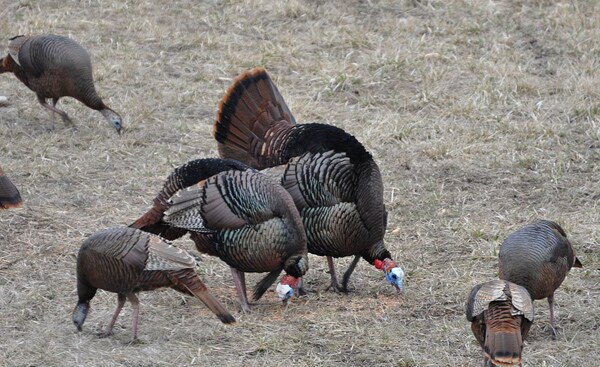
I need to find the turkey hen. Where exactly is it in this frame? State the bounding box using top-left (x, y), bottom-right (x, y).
top-left (72, 227), bottom-right (235, 342)
top-left (498, 220), bottom-right (582, 336)
top-left (0, 166), bottom-right (22, 209)
top-left (466, 279), bottom-right (534, 367)
top-left (131, 158), bottom-right (309, 312)
top-left (213, 68), bottom-right (403, 294)
top-left (0, 34), bottom-right (122, 133)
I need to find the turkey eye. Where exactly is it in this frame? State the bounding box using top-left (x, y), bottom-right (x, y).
top-left (391, 274), bottom-right (397, 279)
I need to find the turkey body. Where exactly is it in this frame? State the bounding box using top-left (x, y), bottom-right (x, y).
top-left (213, 68), bottom-right (403, 293)
top-left (498, 220), bottom-right (582, 335)
top-left (0, 166), bottom-right (22, 209)
top-left (131, 158), bottom-right (309, 311)
top-left (466, 279), bottom-right (534, 367)
top-left (0, 34), bottom-right (122, 133)
top-left (72, 227), bottom-right (235, 341)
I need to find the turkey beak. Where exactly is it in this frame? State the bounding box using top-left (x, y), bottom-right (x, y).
top-left (276, 283), bottom-right (293, 302)
top-left (385, 267), bottom-right (405, 295)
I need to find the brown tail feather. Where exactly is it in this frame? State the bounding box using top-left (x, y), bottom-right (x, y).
top-left (130, 205), bottom-right (163, 230)
top-left (173, 270), bottom-right (235, 324)
top-left (0, 169), bottom-right (23, 209)
top-left (130, 205), bottom-right (188, 241)
top-left (213, 68), bottom-right (296, 167)
top-left (484, 325), bottom-right (523, 366)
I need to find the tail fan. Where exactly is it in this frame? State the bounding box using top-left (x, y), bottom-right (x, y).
top-left (214, 68), bottom-right (296, 167)
top-left (484, 303), bottom-right (525, 366)
top-left (484, 328), bottom-right (523, 366)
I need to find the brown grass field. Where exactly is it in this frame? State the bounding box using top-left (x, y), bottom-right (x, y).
top-left (1, 0), bottom-right (599, 366)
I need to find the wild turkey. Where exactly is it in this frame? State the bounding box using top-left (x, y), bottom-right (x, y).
top-left (0, 34), bottom-right (122, 133)
top-left (466, 279), bottom-right (534, 367)
top-left (213, 68), bottom-right (403, 293)
top-left (72, 227), bottom-right (235, 342)
top-left (131, 158), bottom-right (309, 312)
top-left (498, 220), bottom-right (582, 336)
top-left (0, 166), bottom-right (22, 209)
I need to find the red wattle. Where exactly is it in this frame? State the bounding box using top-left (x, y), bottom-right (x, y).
top-left (281, 274), bottom-right (300, 288)
top-left (374, 259), bottom-right (384, 270)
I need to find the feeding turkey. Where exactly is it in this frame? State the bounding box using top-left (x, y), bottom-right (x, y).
top-left (0, 34), bottom-right (122, 133)
top-left (499, 220), bottom-right (582, 337)
top-left (213, 68), bottom-right (404, 294)
top-left (131, 158), bottom-right (309, 312)
top-left (72, 227), bottom-right (235, 342)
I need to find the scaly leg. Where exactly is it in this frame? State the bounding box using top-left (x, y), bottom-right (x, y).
top-left (548, 293), bottom-right (557, 338)
top-left (126, 293), bottom-right (141, 343)
top-left (99, 293), bottom-right (126, 338)
top-left (37, 94), bottom-right (73, 125)
top-left (230, 267), bottom-right (252, 312)
top-left (296, 277), bottom-right (308, 296)
top-left (325, 256), bottom-right (344, 293)
top-left (341, 255), bottom-right (361, 292)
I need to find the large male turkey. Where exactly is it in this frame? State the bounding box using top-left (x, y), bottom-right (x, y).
top-left (0, 34), bottom-right (122, 133)
top-left (130, 158), bottom-right (309, 312)
top-left (498, 220), bottom-right (582, 336)
top-left (466, 279), bottom-right (534, 367)
top-left (72, 227), bottom-right (235, 342)
top-left (213, 68), bottom-right (403, 294)
top-left (0, 166), bottom-right (22, 209)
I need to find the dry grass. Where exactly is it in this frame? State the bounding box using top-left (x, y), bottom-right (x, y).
top-left (1, 0), bottom-right (599, 366)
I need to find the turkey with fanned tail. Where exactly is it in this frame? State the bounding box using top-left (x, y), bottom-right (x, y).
top-left (213, 68), bottom-right (403, 294)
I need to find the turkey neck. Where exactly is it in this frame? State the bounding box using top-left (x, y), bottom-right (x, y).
top-left (76, 278), bottom-right (98, 305)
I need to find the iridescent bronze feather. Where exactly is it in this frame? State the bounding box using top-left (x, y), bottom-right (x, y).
top-left (72, 227), bottom-right (235, 342)
top-left (213, 68), bottom-right (403, 293)
top-left (466, 279), bottom-right (534, 367)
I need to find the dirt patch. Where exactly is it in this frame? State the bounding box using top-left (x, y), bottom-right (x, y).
top-left (1, 1), bottom-right (599, 366)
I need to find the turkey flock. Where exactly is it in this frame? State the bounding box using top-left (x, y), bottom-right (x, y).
top-left (0, 34), bottom-right (583, 365)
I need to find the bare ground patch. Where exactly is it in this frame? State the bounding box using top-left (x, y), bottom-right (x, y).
top-left (1, 1), bottom-right (599, 366)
